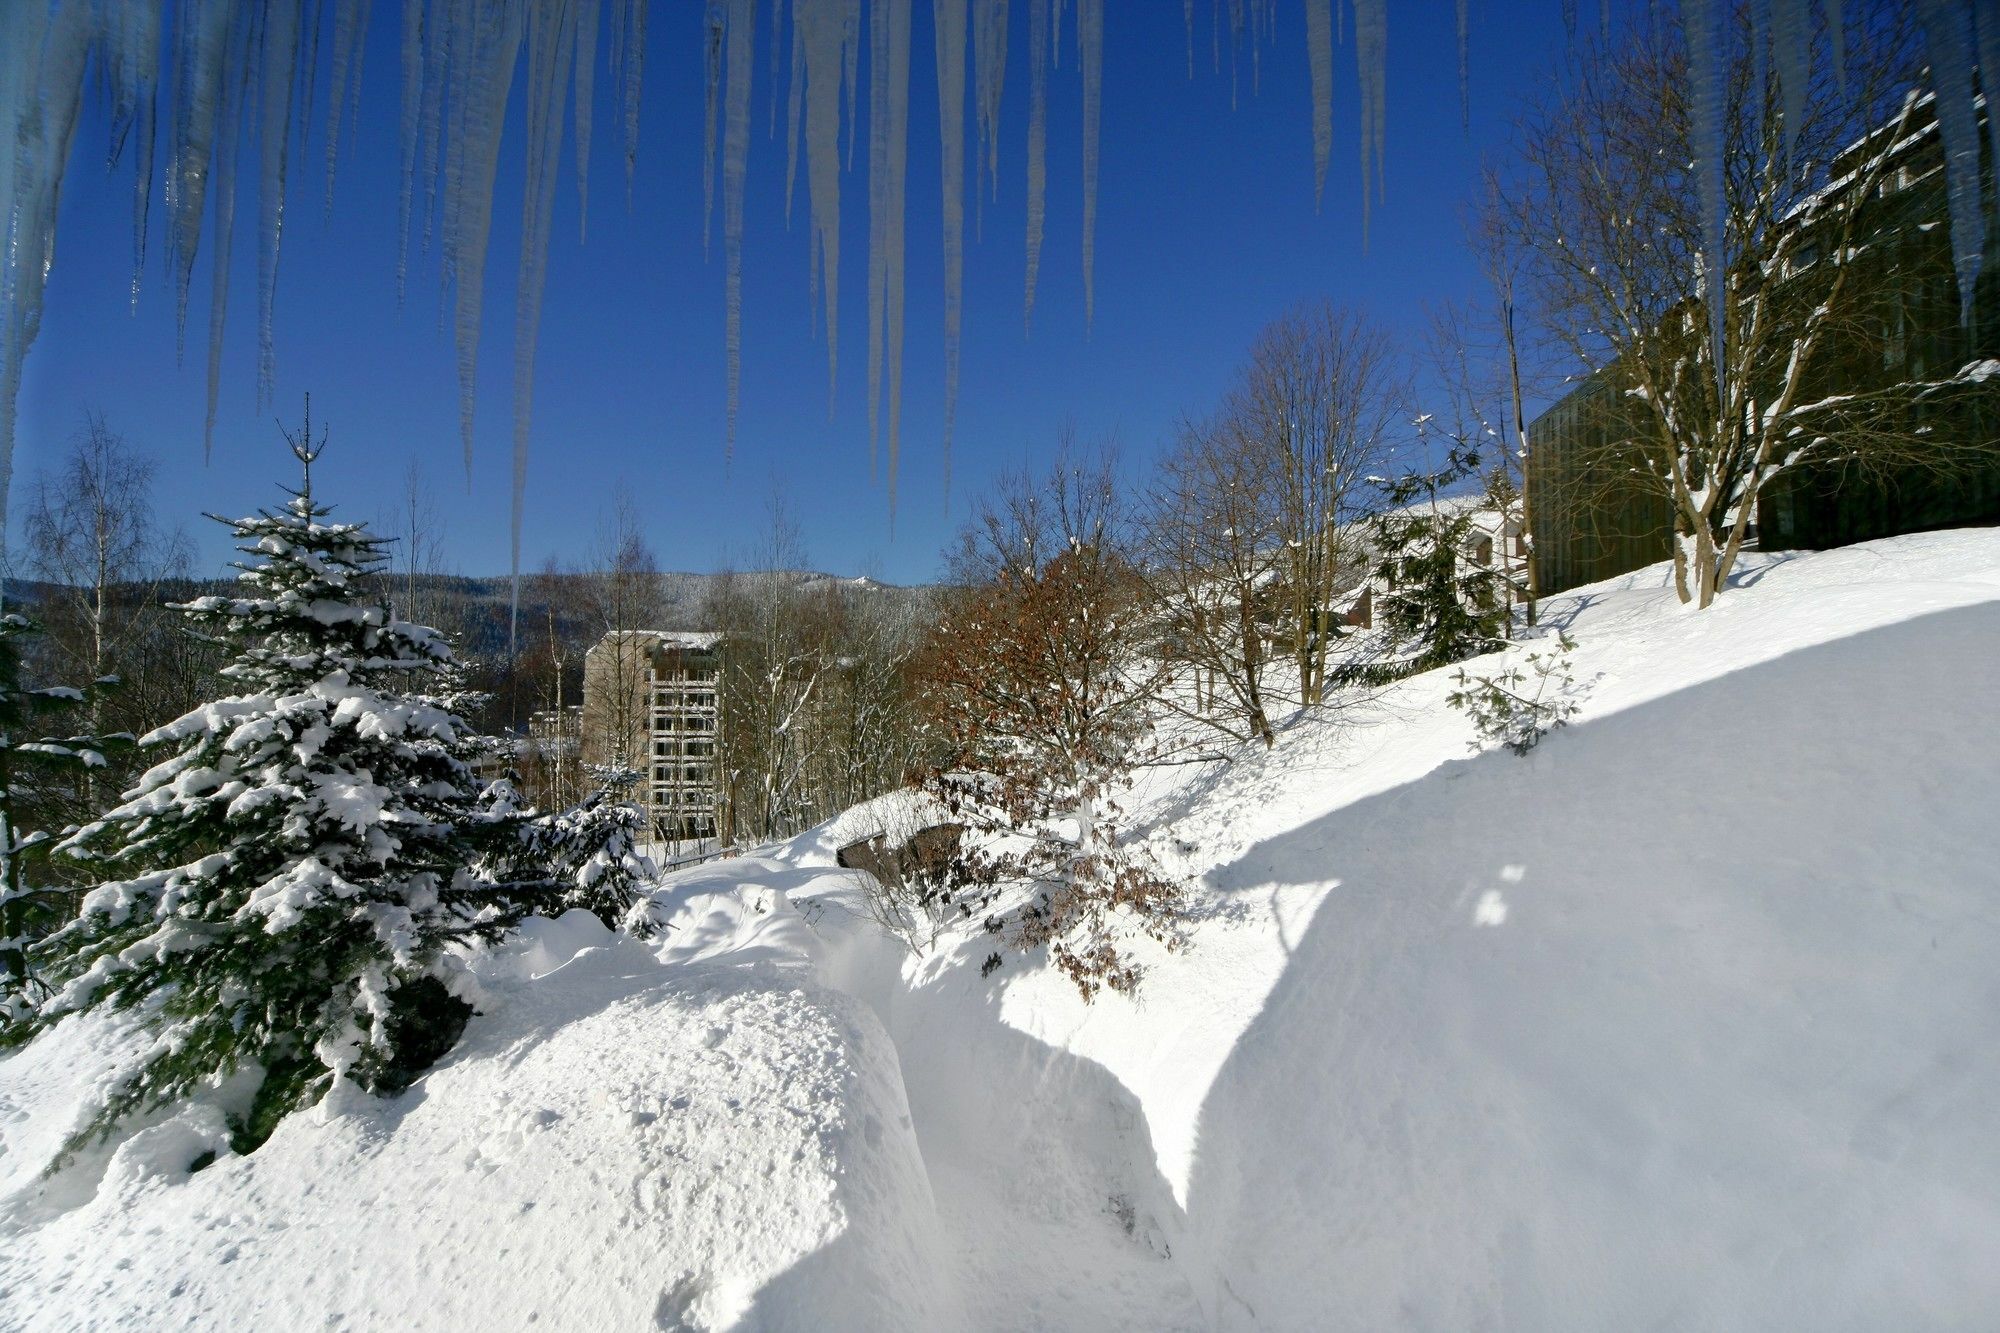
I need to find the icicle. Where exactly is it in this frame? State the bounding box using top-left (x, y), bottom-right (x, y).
top-left (396, 0), bottom-right (424, 299)
top-left (1025, 0), bottom-right (1049, 330)
top-left (867, 0), bottom-right (912, 505)
top-left (796, 0), bottom-right (854, 407)
top-left (206, 26), bottom-right (253, 459)
top-left (1455, 0), bottom-right (1469, 130)
top-left (1915, 0), bottom-right (1984, 324)
top-left (511, 0), bottom-right (579, 646)
top-left (936, 0), bottom-right (968, 485)
top-left (843, 0), bottom-right (859, 168)
top-left (619, 0), bottom-right (648, 192)
top-left (166, 0), bottom-right (235, 357)
top-left (1684, 0), bottom-right (1728, 407)
top-left (1768, 0), bottom-right (1809, 160)
top-left (1975, 1), bottom-right (2000, 202)
top-left (1079, 0), bottom-right (1101, 326)
top-left (103, 0), bottom-right (162, 311)
top-left (258, 0), bottom-right (303, 409)
top-left (974, 0), bottom-right (1008, 219)
top-left (443, 0), bottom-right (527, 481)
top-left (785, 5), bottom-right (805, 219)
top-left (704, 3), bottom-right (724, 255)
top-left (417, 0), bottom-right (454, 259)
top-left (769, 0), bottom-right (785, 134)
top-left (1354, 0), bottom-right (1385, 241)
top-left (0, 0), bottom-right (93, 536)
top-left (722, 0), bottom-right (757, 458)
top-left (299, 0), bottom-right (325, 161)
top-left (574, 0), bottom-right (601, 240)
top-left (1307, 0), bottom-right (1333, 204)
top-left (325, 0), bottom-right (371, 214)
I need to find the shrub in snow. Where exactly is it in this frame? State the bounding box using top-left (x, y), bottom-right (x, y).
top-left (25, 428), bottom-right (542, 1159)
top-left (921, 540), bottom-right (1188, 1001)
top-left (0, 614), bottom-right (129, 1028)
top-left (1340, 447), bottom-right (1511, 687)
top-left (478, 772), bottom-right (663, 936)
top-left (1446, 632), bottom-right (1585, 756)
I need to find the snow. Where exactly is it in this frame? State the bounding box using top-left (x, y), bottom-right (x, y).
top-left (8, 529), bottom-right (2000, 1328)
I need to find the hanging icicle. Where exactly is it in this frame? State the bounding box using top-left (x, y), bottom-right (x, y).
top-left (104, 0), bottom-right (161, 309)
top-left (796, 0), bottom-right (855, 410)
top-left (1914, 0), bottom-right (1984, 323)
top-left (1354, 0), bottom-right (1385, 241)
top-left (974, 0), bottom-right (1007, 221)
top-left (1768, 0), bottom-right (1809, 160)
top-left (7, 0), bottom-right (2000, 633)
top-left (573, 0), bottom-right (600, 239)
top-left (255, 0), bottom-right (301, 409)
top-left (1079, 0), bottom-right (1101, 327)
top-left (866, 0), bottom-right (912, 506)
top-left (1455, 0), bottom-right (1469, 129)
top-left (511, 0), bottom-right (578, 640)
top-left (935, 0), bottom-right (967, 488)
top-left (722, 0), bottom-right (756, 457)
top-left (1306, 0), bottom-right (1333, 204)
top-left (1684, 0), bottom-right (1729, 406)
top-left (1024, 0), bottom-right (1049, 329)
top-left (323, 0), bottom-right (367, 212)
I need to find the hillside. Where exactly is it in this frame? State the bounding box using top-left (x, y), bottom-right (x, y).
top-left (4, 529), bottom-right (1998, 1330)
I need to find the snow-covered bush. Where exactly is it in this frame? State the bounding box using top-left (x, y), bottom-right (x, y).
top-left (921, 480), bottom-right (1189, 1000)
top-left (1446, 632), bottom-right (1584, 756)
top-left (24, 435), bottom-right (541, 1160)
top-left (479, 773), bottom-right (663, 936)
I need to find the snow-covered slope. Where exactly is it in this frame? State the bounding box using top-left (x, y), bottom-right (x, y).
top-left (5, 529), bottom-right (1999, 1330)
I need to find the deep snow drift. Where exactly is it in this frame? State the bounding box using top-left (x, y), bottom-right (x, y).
top-left (5, 529), bottom-right (2000, 1330)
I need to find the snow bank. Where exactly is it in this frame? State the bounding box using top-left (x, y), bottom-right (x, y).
top-left (1, 892), bottom-right (953, 1331)
top-left (5, 530), bottom-right (1999, 1330)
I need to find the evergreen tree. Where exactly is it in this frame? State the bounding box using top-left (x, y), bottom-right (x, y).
top-left (31, 418), bottom-right (534, 1157)
top-left (0, 614), bottom-right (127, 1029)
top-left (476, 772), bottom-right (662, 936)
top-left (1342, 446), bottom-right (1511, 686)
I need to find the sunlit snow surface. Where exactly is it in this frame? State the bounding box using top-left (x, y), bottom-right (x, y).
top-left (6, 529), bottom-right (2000, 1330)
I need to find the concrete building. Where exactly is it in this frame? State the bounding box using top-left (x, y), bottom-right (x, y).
top-left (582, 630), bottom-right (725, 843)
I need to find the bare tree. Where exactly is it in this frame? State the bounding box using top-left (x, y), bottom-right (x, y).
top-left (378, 461), bottom-right (455, 631)
top-left (1140, 411), bottom-right (1286, 746)
top-left (18, 414), bottom-right (191, 726)
top-left (1228, 301), bottom-right (1403, 705)
top-left (707, 495), bottom-right (828, 843)
top-left (1492, 6), bottom-right (1987, 607)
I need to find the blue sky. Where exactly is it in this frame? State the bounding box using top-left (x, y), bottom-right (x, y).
top-left (17, 1), bottom-right (1579, 585)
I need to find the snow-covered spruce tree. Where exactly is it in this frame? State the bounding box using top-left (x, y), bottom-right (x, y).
top-left (0, 614), bottom-right (128, 1030)
top-left (922, 453), bottom-right (1188, 1000)
top-left (476, 769), bottom-right (663, 936)
top-left (31, 420), bottom-right (538, 1157)
top-left (1340, 446), bottom-right (1510, 688)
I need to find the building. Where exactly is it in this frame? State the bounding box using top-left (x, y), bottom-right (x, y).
top-left (1526, 91), bottom-right (2000, 598)
top-left (581, 630), bottom-right (725, 844)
